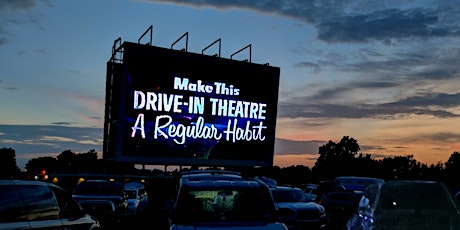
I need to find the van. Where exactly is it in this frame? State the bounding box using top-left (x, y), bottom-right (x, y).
top-left (0, 179), bottom-right (100, 230)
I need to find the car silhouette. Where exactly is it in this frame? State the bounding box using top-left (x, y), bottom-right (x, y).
top-left (270, 185), bottom-right (327, 229)
top-left (347, 180), bottom-right (460, 230)
top-left (0, 179), bottom-right (100, 230)
top-left (169, 170), bottom-right (288, 230)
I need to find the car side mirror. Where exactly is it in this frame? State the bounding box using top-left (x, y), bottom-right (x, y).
top-left (359, 196), bottom-right (370, 209)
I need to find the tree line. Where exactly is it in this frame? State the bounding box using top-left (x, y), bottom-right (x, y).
top-left (0, 148), bottom-right (139, 180)
top-left (1, 136), bottom-right (460, 192)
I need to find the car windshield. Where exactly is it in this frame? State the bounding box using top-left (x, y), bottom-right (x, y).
top-left (125, 189), bottom-right (137, 199)
top-left (174, 187), bottom-right (276, 223)
top-left (369, 181), bottom-right (460, 229)
top-left (326, 192), bottom-right (358, 202)
top-left (73, 181), bottom-right (124, 196)
top-left (378, 182), bottom-right (456, 210)
top-left (272, 189), bottom-right (307, 202)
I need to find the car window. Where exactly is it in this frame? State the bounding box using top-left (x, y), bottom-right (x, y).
top-left (378, 182), bottom-right (456, 210)
top-left (326, 192), bottom-right (358, 201)
top-left (51, 186), bottom-right (82, 214)
top-left (272, 189), bottom-right (307, 202)
top-left (73, 181), bottom-right (124, 196)
top-left (17, 185), bottom-right (60, 221)
top-left (0, 185), bottom-right (29, 223)
top-left (125, 189), bottom-right (137, 199)
top-left (139, 188), bottom-right (147, 197)
top-left (174, 187), bottom-right (274, 223)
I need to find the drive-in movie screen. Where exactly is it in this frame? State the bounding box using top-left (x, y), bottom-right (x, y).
top-left (105, 42), bottom-right (280, 167)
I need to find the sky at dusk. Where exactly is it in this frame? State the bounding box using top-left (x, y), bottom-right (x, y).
top-left (1, 0), bottom-right (460, 170)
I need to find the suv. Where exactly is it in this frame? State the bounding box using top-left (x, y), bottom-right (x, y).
top-left (0, 179), bottom-right (100, 230)
top-left (169, 170), bottom-right (288, 230)
top-left (72, 180), bottom-right (128, 222)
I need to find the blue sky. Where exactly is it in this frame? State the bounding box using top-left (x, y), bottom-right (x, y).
top-left (1, 0), bottom-right (460, 170)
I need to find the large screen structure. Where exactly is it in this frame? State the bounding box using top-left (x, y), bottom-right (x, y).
top-left (104, 41), bottom-right (280, 167)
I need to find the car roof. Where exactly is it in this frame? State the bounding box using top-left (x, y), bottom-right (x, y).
top-left (324, 191), bottom-right (359, 199)
top-left (181, 170), bottom-right (242, 180)
top-left (385, 180), bottom-right (439, 185)
top-left (79, 179), bottom-right (117, 182)
top-left (74, 179), bottom-right (124, 190)
top-left (335, 176), bottom-right (384, 181)
top-left (0, 179), bottom-right (59, 188)
top-left (335, 176), bottom-right (385, 185)
top-left (270, 185), bottom-right (302, 191)
top-left (380, 180), bottom-right (446, 191)
top-left (179, 170), bottom-right (267, 189)
top-left (124, 181), bottom-right (145, 189)
top-left (181, 170), bottom-right (242, 178)
top-left (77, 179), bottom-right (122, 184)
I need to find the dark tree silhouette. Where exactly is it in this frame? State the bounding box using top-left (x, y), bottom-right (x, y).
top-left (380, 155), bottom-right (420, 181)
top-left (3, 141), bottom-right (459, 194)
top-left (418, 162), bottom-right (443, 181)
top-left (57, 149), bottom-right (76, 172)
top-left (352, 153), bottom-right (382, 178)
top-left (73, 149), bottom-right (100, 173)
top-left (0, 147), bottom-right (22, 179)
top-left (277, 165), bottom-right (312, 188)
top-left (312, 136), bottom-right (360, 180)
top-left (25, 156), bottom-right (59, 176)
top-left (56, 149), bottom-right (100, 173)
top-left (444, 151), bottom-right (460, 190)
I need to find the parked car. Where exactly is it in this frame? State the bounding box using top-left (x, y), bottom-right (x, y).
top-left (303, 183), bottom-right (318, 202)
top-left (318, 191), bottom-right (359, 229)
top-left (347, 180), bottom-right (460, 230)
top-left (72, 179), bottom-right (128, 223)
top-left (455, 190), bottom-right (460, 207)
top-left (315, 180), bottom-right (346, 203)
top-left (0, 179), bottom-right (100, 230)
top-left (124, 181), bottom-right (149, 215)
top-left (270, 185), bottom-right (327, 229)
top-left (169, 170), bottom-right (288, 230)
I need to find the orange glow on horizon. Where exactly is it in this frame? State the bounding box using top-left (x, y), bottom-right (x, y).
top-left (273, 154), bottom-right (317, 168)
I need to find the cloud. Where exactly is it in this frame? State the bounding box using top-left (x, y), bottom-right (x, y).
top-left (51, 122), bottom-right (79, 126)
top-left (274, 138), bottom-right (323, 155)
top-left (0, 125), bottom-right (104, 169)
top-left (149, 0), bottom-right (460, 123)
top-left (0, 0), bottom-right (46, 45)
top-left (396, 131), bottom-right (460, 145)
top-left (145, 0), bottom-right (460, 43)
top-left (278, 91), bottom-right (460, 119)
top-left (294, 61), bottom-right (321, 72)
top-left (342, 45), bottom-right (460, 82)
top-left (1, 125), bottom-right (326, 169)
top-left (317, 8), bottom-right (453, 43)
top-left (384, 93), bottom-right (460, 108)
top-left (0, 0), bottom-right (36, 12)
top-left (0, 125), bottom-right (102, 154)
